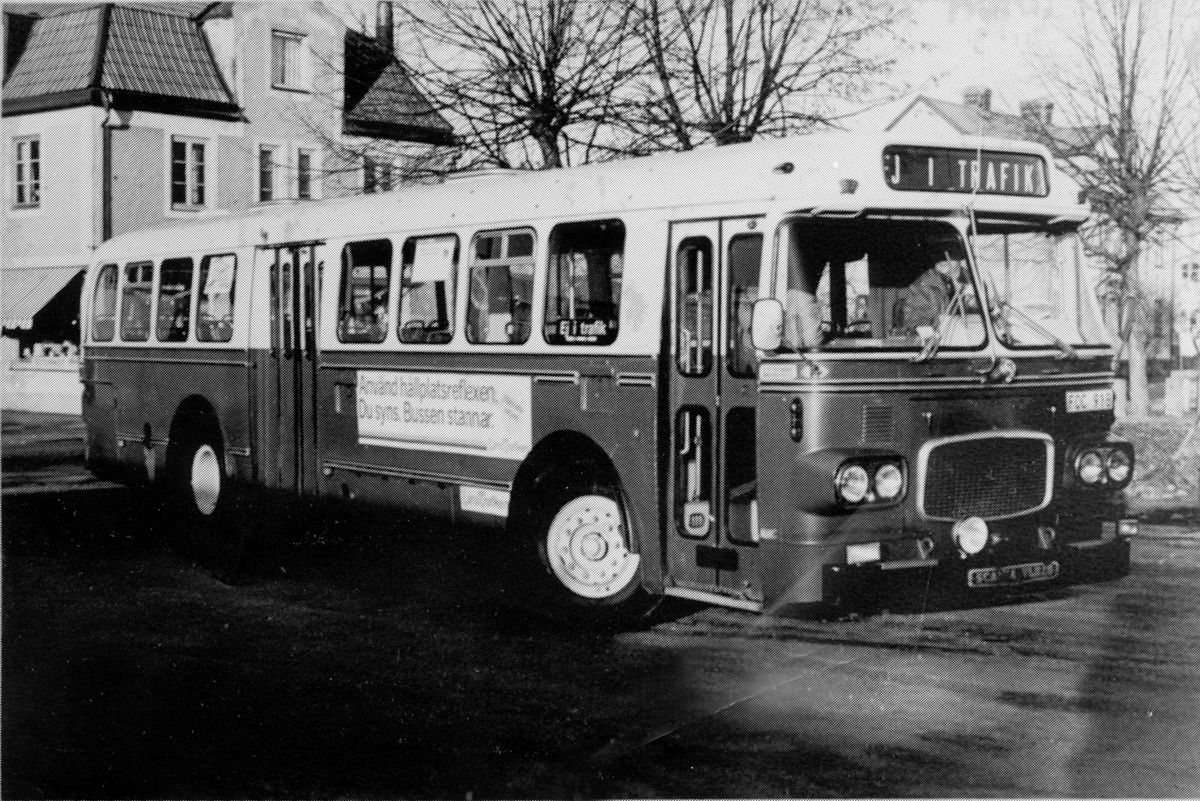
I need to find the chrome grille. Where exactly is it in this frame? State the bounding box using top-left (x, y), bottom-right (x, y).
top-left (920, 433), bottom-right (1053, 521)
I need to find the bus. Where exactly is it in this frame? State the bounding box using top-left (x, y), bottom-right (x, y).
top-left (80, 132), bottom-right (1136, 616)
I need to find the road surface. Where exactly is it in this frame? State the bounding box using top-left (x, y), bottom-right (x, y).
top-left (3, 411), bottom-right (1199, 797)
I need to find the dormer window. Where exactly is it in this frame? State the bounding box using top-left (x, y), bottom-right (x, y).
top-left (271, 30), bottom-right (310, 91)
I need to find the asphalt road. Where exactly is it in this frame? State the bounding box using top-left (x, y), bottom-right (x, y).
top-left (4, 413), bottom-right (1200, 798)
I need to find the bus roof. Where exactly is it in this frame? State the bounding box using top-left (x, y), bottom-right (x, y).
top-left (93, 131), bottom-right (1086, 262)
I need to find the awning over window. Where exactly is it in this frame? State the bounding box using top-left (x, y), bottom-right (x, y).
top-left (2, 265), bottom-right (85, 329)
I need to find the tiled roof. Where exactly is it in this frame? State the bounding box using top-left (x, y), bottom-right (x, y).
top-left (344, 29), bottom-right (455, 146)
top-left (3, 6), bottom-right (103, 98)
top-left (102, 5), bottom-right (232, 104)
top-left (5, 3), bottom-right (212, 20)
top-left (3, 3), bottom-right (238, 118)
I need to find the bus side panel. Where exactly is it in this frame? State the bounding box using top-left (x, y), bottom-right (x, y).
top-left (313, 351), bottom-right (663, 588)
top-left (96, 349), bottom-right (253, 487)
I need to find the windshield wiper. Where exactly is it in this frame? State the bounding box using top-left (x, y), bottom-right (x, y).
top-left (992, 299), bottom-right (1079, 359)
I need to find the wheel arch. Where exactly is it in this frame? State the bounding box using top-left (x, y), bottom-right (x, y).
top-left (166, 395), bottom-right (226, 475)
top-left (508, 429), bottom-right (640, 551)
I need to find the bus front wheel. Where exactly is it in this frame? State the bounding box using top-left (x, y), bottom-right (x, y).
top-left (542, 494), bottom-right (641, 602)
top-left (521, 478), bottom-right (654, 623)
top-left (169, 431), bottom-right (246, 583)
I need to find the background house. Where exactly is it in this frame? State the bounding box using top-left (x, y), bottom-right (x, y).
top-left (1, 0), bottom-right (454, 412)
top-left (880, 87), bottom-right (1200, 380)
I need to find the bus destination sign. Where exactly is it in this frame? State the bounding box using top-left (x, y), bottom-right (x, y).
top-left (882, 145), bottom-right (1049, 197)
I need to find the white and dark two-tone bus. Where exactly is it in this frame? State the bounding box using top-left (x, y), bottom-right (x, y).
top-left (81, 132), bottom-right (1135, 616)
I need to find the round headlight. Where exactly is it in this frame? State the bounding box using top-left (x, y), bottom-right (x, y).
top-left (835, 464), bottom-right (870, 504)
top-left (953, 516), bottom-right (990, 555)
top-left (874, 463), bottom-right (903, 500)
top-left (1076, 450), bottom-right (1104, 485)
top-left (1106, 449), bottom-right (1131, 484)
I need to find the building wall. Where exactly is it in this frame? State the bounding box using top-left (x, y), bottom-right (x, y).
top-left (107, 111), bottom-right (246, 236)
top-left (227, 1), bottom-right (345, 201)
top-left (2, 106), bottom-right (99, 271)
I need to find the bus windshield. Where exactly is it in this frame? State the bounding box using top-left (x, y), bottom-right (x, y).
top-left (970, 223), bottom-right (1109, 349)
top-left (779, 218), bottom-right (985, 352)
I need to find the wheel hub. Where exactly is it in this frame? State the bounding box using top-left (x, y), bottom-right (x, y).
top-left (546, 495), bottom-right (640, 600)
top-left (191, 444), bottom-right (221, 516)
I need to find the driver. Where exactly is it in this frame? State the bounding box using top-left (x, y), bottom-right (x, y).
top-left (900, 250), bottom-right (967, 331)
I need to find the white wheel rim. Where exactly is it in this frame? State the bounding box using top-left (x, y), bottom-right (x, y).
top-left (546, 495), bottom-right (640, 600)
top-left (191, 444), bottom-right (221, 516)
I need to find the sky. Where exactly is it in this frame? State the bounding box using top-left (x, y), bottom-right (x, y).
top-left (849, 0), bottom-right (1081, 128)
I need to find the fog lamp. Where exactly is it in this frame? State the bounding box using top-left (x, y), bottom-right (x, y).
top-left (835, 464), bottom-right (870, 504)
top-left (1118, 519), bottom-right (1139, 538)
top-left (1076, 450), bottom-right (1104, 485)
top-left (874, 463), bottom-right (904, 499)
top-left (1106, 449), bottom-right (1132, 484)
top-left (953, 516), bottom-right (989, 556)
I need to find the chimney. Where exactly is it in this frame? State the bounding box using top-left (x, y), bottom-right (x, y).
top-left (963, 86), bottom-right (992, 113)
top-left (376, 1), bottom-right (393, 54)
top-left (1019, 98), bottom-right (1054, 126)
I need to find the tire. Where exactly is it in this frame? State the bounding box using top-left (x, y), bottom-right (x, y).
top-left (168, 428), bottom-right (248, 583)
top-left (523, 477), bottom-right (652, 623)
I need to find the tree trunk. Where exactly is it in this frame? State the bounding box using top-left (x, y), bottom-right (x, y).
top-left (1127, 315), bottom-right (1151, 416)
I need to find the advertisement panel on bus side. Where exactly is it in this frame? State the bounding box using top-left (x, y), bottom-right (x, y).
top-left (356, 370), bottom-right (532, 459)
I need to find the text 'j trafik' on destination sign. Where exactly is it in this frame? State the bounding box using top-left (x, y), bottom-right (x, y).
top-left (883, 145), bottom-right (1049, 197)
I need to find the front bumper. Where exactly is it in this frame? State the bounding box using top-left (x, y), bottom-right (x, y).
top-left (822, 535), bottom-right (1130, 612)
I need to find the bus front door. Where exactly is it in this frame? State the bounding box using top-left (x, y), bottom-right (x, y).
top-left (262, 243), bottom-right (323, 498)
top-left (668, 218), bottom-right (763, 598)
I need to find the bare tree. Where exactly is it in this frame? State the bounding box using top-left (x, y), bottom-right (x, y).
top-left (400, 0), bottom-right (645, 169)
top-left (628, 0), bottom-right (908, 151)
top-left (1031, 0), bottom-right (1196, 415)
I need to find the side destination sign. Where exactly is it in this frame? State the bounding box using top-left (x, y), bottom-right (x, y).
top-left (357, 370), bottom-right (532, 459)
top-left (883, 145), bottom-right (1049, 197)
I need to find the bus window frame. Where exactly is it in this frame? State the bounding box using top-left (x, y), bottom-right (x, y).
top-left (543, 218), bottom-right (625, 347)
top-left (399, 233), bottom-right (459, 345)
top-left (196, 253), bottom-right (239, 344)
top-left (119, 259), bottom-right (155, 343)
top-left (337, 238), bottom-right (395, 345)
top-left (90, 263), bottom-right (119, 343)
top-left (466, 226), bottom-right (537, 346)
top-left (155, 256), bottom-right (197, 343)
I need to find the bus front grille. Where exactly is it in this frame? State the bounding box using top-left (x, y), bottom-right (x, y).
top-left (918, 433), bottom-right (1053, 521)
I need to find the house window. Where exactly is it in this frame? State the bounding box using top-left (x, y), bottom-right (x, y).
top-left (170, 137), bottom-right (206, 209)
top-left (363, 156), bottom-right (393, 194)
top-left (259, 145), bottom-right (280, 202)
top-left (297, 148), bottom-right (315, 199)
top-left (271, 30), bottom-right (309, 91)
top-left (13, 136), bottom-right (40, 207)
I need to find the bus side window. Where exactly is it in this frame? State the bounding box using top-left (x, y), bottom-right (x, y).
top-left (467, 229), bottom-right (534, 345)
top-left (197, 254), bottom-right (237, 342)
top-left (338, 239), bottom-right (392, 344)
top-left (155, 257), bottom-right (194, 342)
top-left (544, 219), bottom-right (624, 346)
top-left (727, 233), bottom-right (761, 376)
top-left (677, 237), bottom-right (712, 375)
top-left (119, 260), bottom-right (153, 342)
top-left (399, 234), bottom-right (458, 344)
top-left (91, 264), bottom-right (118, 342)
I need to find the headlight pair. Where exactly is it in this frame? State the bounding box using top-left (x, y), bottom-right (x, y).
top-left (834, 459), bottom-right (905, 506)
top-left (1073, 443), bottom-right (1133, 488)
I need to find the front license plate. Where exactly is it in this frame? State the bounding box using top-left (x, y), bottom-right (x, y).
top-left (968, 561), bottom-right (1060, 589)
top-left (1066, 388), bottom-right (1114, 413)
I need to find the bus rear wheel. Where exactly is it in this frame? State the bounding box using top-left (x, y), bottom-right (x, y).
top-left (169, 431), bottom-right (247, 583)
